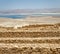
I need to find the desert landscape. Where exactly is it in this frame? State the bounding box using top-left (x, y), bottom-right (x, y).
top-left (0, 0), bottom-right (60, 53)
top-left (0, 16), bottom-right (60, 54)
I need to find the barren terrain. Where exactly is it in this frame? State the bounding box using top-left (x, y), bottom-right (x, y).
top-left (0, 16), bottom-right (60, 54)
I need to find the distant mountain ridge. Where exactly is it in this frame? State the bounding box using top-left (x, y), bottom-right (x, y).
top-left (0, 8), bottom-right (60, 14)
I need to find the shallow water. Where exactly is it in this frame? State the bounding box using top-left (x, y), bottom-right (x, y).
top-left (0, 15), bottom-right (27, 19)
top-left (0, 13), bottom-right (60, 19)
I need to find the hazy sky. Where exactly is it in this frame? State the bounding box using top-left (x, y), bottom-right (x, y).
top-left (0, 0), bottom-right (60, 10)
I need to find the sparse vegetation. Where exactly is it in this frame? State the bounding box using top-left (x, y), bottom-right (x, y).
top-left (0, 47), bottom-right (60, 54)
top-left (0, 39), bottom-right (60, 44)
top-left (0, 32), bottom-right (60, 37)
top-left (0, 23), bottom-right (60, 54)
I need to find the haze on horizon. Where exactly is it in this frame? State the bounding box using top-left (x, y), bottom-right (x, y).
top-left (0, 0), bottom-right (60, 10)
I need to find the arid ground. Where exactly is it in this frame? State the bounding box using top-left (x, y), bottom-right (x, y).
top-left (0, 16), bottom-right (60, 54)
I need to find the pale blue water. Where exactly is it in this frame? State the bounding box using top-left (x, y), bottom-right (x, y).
top-left (0, 13), bottom-right (60, 19)
top-left (0, 15), bottom-right (27, 19)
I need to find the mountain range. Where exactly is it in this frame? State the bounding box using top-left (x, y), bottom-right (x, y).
top-left (0, 8), bottom-right (60, 14)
